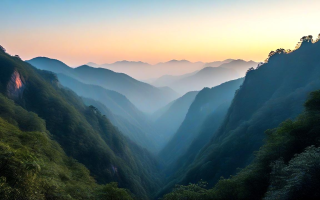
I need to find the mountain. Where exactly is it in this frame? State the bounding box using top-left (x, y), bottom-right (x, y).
top-left (166, 37), bottom-right (320, 190)
top-left (167, 60), bottom-right (257, 94)
top-left (81, 98), bottom-right (161, 153)
top-left (151, 91), bottom-right (199, 149)
top-left (88, 60), bottom-right (205, 80)
top-left (150, 71), bottom-right (199, 88)
top-left (89, 59), bottom-right (235, 81)
top-left (26, 57), bottom-right (179, 113)
top-left (159, 78), bottom-right (244, 166)
top-left (219, 59), bottom-right (258, 76)
top-left (203, 59), bottom-right (235, 68)
top-left (57, 73), bottom-right (143, 121)
top-left (87, 60), bottom-right (151, 79)
top-left (149, 59), bottom-right (254, 94)
top-left (168, 67), bottom-right (235, 95)
top-left (0, 92), bottom-right (133, 199)
top-left (56, 73), bottom-right (157, 152)
top-left (0, 48), bottom-right (163, 199)
top-left (163, 89), bottom-right (320, 200)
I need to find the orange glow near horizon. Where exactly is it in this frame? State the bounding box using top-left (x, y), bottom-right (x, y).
top-left (1, 0), bottom-right (319, 66)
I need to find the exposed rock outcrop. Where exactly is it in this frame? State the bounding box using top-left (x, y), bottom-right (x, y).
top-left (7, 70), bottom-right (25, 98)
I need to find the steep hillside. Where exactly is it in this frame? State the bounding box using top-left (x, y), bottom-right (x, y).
top-left (159, 78), bottom-right (244, 165)
top-left (57, 73), bottom-right (144, 122)
top-left (0, 93), bottom-right (133, 200)
top-left (171, 36), bottom-right (320, 189)
top-left (152, 91), bottom-right (199, 148)
top-left (82, 97), bottom-right (158, 152)
top-left (56, 73), bottom-right (157, 152)
top-left (165, 101), bottom-right (231, 176)
top-left (163, 89), bottom-right (320, 200)
top-left (0, 49), bottom-right (163, 199)
top-left (27, 57), bottom-right (179, 113)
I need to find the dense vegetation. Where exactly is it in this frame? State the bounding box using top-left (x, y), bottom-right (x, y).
top-left (162, 36), bottom-right (320, 192)
top-left (2, 35), bottom-right (320, 199)
top-left (0, 93), bottom-right (133, 199)
top-left (163, 89), bottom-right (320, 199)
top-left (56, 73), bottom-right (157, 152)
top-left (0, 48), bottom-right (163, 199)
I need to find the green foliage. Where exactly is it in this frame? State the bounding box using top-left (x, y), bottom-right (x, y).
top-left (163, 89), bottom-right (320, 199)
top-left (0, 94), bottom-right (134, 199)
top-left (163, 181), bottom-right (212, 200)
top-left (265, 146), bottom-right (320, 200)
top-left (57, 74), bottom-right (157, 153)
top-left (0, 48), bottom-right (163, 199)
top-left (166, 37), bottom-right (320, 194)
top-left (95, 182), bottom-right (134, 200)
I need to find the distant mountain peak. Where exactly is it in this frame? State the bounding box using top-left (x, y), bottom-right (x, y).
top-left (87, 62), bottom-right (98, 65)
top-left (166, 59), bottom-right (191, 63)
top-left (76, 64), bottom-right (92, 69)
top-left (112, 60), bottom-right (149, 65)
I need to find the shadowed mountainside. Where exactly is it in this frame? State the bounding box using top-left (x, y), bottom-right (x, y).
top-left (167, 60), bottom-right (256, 94)
top-left (27, 57), bottom-right (179, 113)
top-left (151, 91), bottom-right (199, 149)
top-left (56, 73), bottom-right (158, 152)
top-left (0, 49), bottom-right (163, 199)
top-left (165, 37), bottom-right (320, 192)
top-left (159, 78), bottom-right (244, 166)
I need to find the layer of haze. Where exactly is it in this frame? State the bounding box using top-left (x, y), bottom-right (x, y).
top-left (1, 0), bottom-right (319, 66)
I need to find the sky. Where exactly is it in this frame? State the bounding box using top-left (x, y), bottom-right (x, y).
top-left (0, 0), bottom-right (319, 66)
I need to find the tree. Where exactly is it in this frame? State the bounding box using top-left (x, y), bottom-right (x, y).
top-left (0, 45), bottom-right (5, 52)
top-left (300, 35), bottom-right (313, 43)
top-left (316, 34), bottom-right (320, 42)
top-left (95, 182), bottom-right (133, 200)
top-left (163, 181), bottom-right (212, 200)
top-left (257, 62), bottom-right (265, 69)
top-left (246, 67), bottom-right (255, 74)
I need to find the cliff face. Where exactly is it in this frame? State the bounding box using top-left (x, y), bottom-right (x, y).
top-left (7, 70), bottom-right (25, 98)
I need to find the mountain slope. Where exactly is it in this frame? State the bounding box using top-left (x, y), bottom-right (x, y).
top-left (56, 73), bottom-right (157, 151)
top-left (1, 49), bottom-right (163, 199)
top-left (173, 37), bottom-right (320, 188)
top-left (0, 93), bottom-right (133, 200)
top-left (57, 73), bottom-right (143, 121)
top-left (27, 57), bottom-right (179, 113)
top-left (163, 89), bottom-right (320, 200)
top-left (150, 71), bottom-right (199, 88)
top-left (159, 78), bottom-right (244, 165)
top-left (82, 97), bottom-right (158, 152)
top-left (152, 91), bottom-right (199, 148)
top-left (168, 61), bottom-right (252, 94)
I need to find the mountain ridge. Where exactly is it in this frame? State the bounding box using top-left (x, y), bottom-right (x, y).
top-left (27, 57), bottom-right (179, 113)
